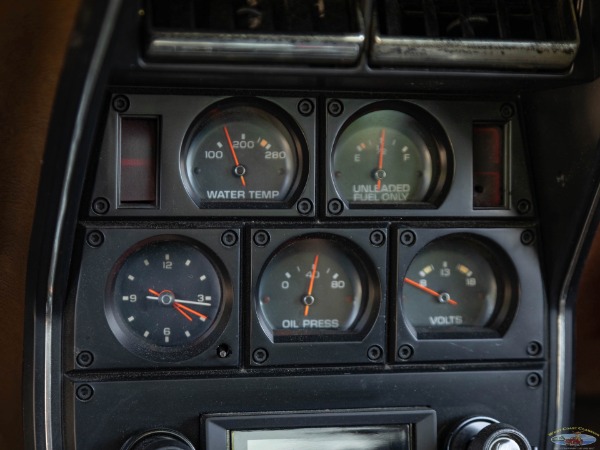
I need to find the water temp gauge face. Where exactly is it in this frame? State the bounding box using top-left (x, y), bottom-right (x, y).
top-left (183, 104), bottom-right (303, 205)
top-left (108, 238), bottom-right (224, 359)
top-left (256, 236), bottom-right (377, 339)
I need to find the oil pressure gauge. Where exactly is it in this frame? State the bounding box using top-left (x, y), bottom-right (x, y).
top-left (255, 235), bottom-right (380, 341)
top-left (106, 237), bottom-right (231, 361)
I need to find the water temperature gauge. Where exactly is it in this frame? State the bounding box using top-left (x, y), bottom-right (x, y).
top-left (256, 235), bottom-right (380, 341)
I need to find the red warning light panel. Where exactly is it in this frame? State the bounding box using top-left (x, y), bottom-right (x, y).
top-left (473, 124), bottom-right (505, 209)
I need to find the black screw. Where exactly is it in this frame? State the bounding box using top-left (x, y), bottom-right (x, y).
top-left (526, 372), bottom-right (542, 388)
top-left (252, 348), bottom-right (268, 364)
top-left (526, 341), bottom-right (542, 357)
top-left (399, 230), bottom-right (416, 247)
top-left (86, 230), bottom-right (104, 248)
top-left (298, 99), bottom-right (314, 116)
top-left (253, 230), bottom-right (270, 247)
top-left (370, 230), bottom-right (386, 247)
top-left (92, 197), bottom-right (110, 215)
top-left (521, 230), bottom-right (535, 246)
top-left (328, 199), bottom-right (344, 215)
top-left (367, 345), bottom-right (383, 361)
top-left (221, 230), bottom-right (238, 247)
top-left (398, 344), bottom-right (414, 360)
top-left (297, 198), bottom-right (313, 215)
top-left (112, 95), bottom-right (130, 113)
top-left (327, 99), bottom-right (343, 117)
top-left (500, 103), bottom-right (515, 119)
top-left (216, 344), bottom-right (231, 359)
top-left (516, 199), bottom-right (531, 215)
top-left (76, 384), bottom-right (94, 402)
top-left (76, 351), bottom-right (94, 368)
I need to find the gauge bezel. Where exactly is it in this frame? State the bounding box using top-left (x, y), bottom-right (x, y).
top-left (394, 227), bottom-right (545, 363)
top-left (249, 228), bottom-right (387, 367)
top-left (328, 100), bottom-right (453, 212)
top-left (180, 97), bottom-right (309, 210)
top-left (105, 235), bottom-right (234, 362)
top-left (400, 234), bottom-right (517, 339)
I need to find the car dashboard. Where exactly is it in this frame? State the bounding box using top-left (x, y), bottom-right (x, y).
top-left (23, 1), bottom-right (600, 449)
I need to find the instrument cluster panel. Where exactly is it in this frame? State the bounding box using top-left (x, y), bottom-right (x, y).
top-left (69, 93), bottom-right (544, 371)
top-left (89, 94), bottom-right (533, 219)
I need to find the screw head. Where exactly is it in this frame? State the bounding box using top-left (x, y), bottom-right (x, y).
top-left (92, 197), bottom-right (110, 215)
top-left (86, 230), bottom-right (104, 248)
top-left (76, 351), bottom-right (94, 368)
top-left (526, 341), bottom-right (542, 356)
top-left (298, 99), bottom-right (314, 116)
top-left (327, 199), bottom-right (344, 215)
top-left (399, 230), bottom-right (416, 247)
top-left (521, 230), bottom-right (535, 246)
top-left (216, 344), bottom-right (231, 359)
top-left (516, 199), bottom-right (531, 215)
top-left (76, 384), bottom-right (94, 402)
top-left (526, 372), bottom-right (542, 388)
top-left (221, 230), bottom-right (238, 247)
top-left (297, 198), bottom-right (313, 215)
top-left (369, 230), bottom-right (386, 247)
top-left (112, 95), bottom-right (130, 113)
top-left (252, 348), bottom-right (269, 364)
top-left (398, 344), bottom-right (414, 360)
top-left (327, 99), bottom-right (344, 117)
top-left (500, 103), bottom-right (515, 119)
top-left (253, 230), bottom-right (270, 247)
top-left (367, 345), bottom-right (383, 361)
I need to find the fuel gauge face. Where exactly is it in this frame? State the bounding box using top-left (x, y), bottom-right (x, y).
top-left (256, 236), bottom-right (379, 339)
top-left (106, 237), bottom-right (228, 361)
top-left (331, 106), bottom-right (450, 206)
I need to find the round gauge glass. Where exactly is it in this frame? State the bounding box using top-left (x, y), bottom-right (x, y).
top-left (256, 236), bottom-right (379, 340)
top-left (182, 102), bottom-right (305, 206)
top-left (331, 107), bottom-right (448, 206)
top-left (402, 235), bottom-right (514, 333)
top-left (107, 237), bottom-right (228, 361)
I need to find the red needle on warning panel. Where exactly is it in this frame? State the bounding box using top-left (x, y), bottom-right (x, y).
top-left (404, 277), bottom-right (458, 305)
top-left (376, 128), bottom-right (386, 191)
top-left (304, 254), bottom-right (320, 317)
top-left (223, 125), bottom-right (246, 187)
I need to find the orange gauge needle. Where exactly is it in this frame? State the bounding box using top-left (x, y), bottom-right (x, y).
top-left (304, 254), bottom-right (320, 317)
top-left (148, 288), bottom-right (160, 296)
top-left (223, 125), bottom-right (247, 187)
top-left (175, 302), bottom-right (208, 321)
top-left (376, 128), bottom-right (386, 191)
top-left (404, 277), bottom-right (458, 306)
top-left (173, 303), bottom-right (193, 322)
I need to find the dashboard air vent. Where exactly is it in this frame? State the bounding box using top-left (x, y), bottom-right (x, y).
top-left (145, 0), bottom-right (365, 65)
top-left (371, 0), bottom-right (579, 70)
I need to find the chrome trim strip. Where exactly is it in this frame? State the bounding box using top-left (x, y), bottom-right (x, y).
top-left (43, 0), bottom-right (122, 448)
top-left (370, 4), bottom-right (579, 70)
top-left (146, 32), bottom-right (365, 65)
top-left (555, 177), bottom-right (600, 430)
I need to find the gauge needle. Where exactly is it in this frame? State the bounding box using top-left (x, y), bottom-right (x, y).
top-left (304, 254), bottom-right (320, 317)
top-left (173, 303), bottom-right (193, 322)
top-left (376, 128), bottom-right (386, 191)
top-left (175, 302), bottom-right (208, 321)
top-left (223, 125), bottom-right (247, 187)
top-left (404, 277), bottom-right (458, 306)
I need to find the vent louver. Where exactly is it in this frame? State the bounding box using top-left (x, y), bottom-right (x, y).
top-left (145, 0), bottom-right (364, 65)
top-left (372, 0), bottom-right (579, 70)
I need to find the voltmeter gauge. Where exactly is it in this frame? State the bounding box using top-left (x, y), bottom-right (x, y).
top-left (106, 237), bottom-right (230, 361)
top-left (401, 235), bottom-right (515, 335)
top-left (182, 101), bottom-right (306, 207)
top-left (331, 105), bottom-right (450, 207)
top-left (256, 235), bottom-right (379, 341)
